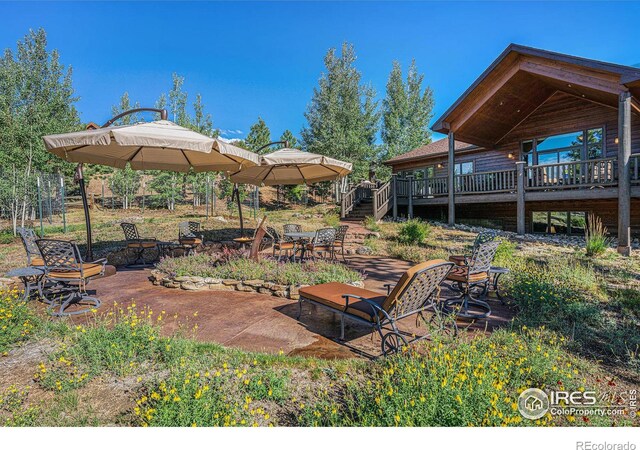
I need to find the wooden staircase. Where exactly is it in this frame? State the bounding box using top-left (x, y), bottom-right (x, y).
top-left (340, 180), bottom-right (391, 222)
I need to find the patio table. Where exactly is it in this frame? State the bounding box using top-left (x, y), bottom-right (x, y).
top-left (6, 267), bottom-right (45, 301)
top-left (157, 241), bottom-right (180, 258)
top-left (283, 231), bottom-right (316, 262)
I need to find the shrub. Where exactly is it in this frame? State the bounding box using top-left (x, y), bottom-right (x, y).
top-left (397, 219), bottom-right (431, 245)
top-left (585, 214), bottom-right (610, 257)
top-left (323, 213), bottom-right (340, 228)
top-left (363, 216), bottom-right (380, 232)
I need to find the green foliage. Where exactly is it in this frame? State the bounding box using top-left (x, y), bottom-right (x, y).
top-left (148, 172), bottom-right (182, 210)
top-left (110, 165), bottom-right (141, 209)
top-left (299, 328), bottom-right (606, 426)
top-left (323, 213), bottom-right (340, 227)
top-left (279, 129), bottom-right (298, 149)
top-left (302, 42), bottom-right (380, 181)
top-left (157, 256), bottom-right (362, 286)
top-left (0, 289), bottom-right (40, 352)
top-left (284, 184), bottom-right (305, 202)
top-left (363, 216), bottom-right (380, 232)
top-left (585, 214), bottom-right (610, 257)
top-left (246, 117), bottom-right (271, 153)
top-left (381, 60), bottom-right (434, 162)
top-left (397, 219), bottom-right (431, 245)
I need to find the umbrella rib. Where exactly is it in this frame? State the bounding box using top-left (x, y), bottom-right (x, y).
top-left (181, 149), bottom-right (193, 167)
top-left (322, 164), bottom-right (340, 176)
top-left (296, 166), bottom-right (308, 185)
top-left (128, 146), bottom-right (144, 162)
top-left (66, 145), bottom-right (89, 152)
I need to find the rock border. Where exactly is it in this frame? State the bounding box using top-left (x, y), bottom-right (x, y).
top-left (149, 270), bottom-right (365, 300)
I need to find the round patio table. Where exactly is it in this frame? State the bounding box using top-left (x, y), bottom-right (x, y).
top-left (6, 267), bottom-right (45, 301)
top-left (283, 231), bottom-right (316, 262)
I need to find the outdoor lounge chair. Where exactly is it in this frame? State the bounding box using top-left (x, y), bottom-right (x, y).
top-left (332, 225), bottom-right (349, 262)
top-left (178, 221), bottom-right (203, 256)
top-left (443, 237), bottom-right (501, 320)
top-left (306, 227), bottom-right (336, 261)
top-left (17, 227), bottom-right (44, 266)
top-left (36, 238), bottom-right (107, 316)
top-left (120, 222), bottom-right (158, 267)
top-left (298, 259), bottom-right (455, 356)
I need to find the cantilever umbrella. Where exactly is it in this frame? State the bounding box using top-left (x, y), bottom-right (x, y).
top-left (229, 148), bottom-right (352, 186)
top-left (43, 108), bottom-right (260, 258)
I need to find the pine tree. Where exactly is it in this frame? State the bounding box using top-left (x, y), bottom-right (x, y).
top-left (279, 129), bottom-right (298, 148)
top-left (381, 60), bottom-right (434, 161)
top-left (301, 43), bottom-right (379, 181)
top-left (111, 92), bottom-right (141, 125)
top-left (245, 117), bottom-right (271, 153)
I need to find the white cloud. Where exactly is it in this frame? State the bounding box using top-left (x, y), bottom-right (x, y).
top-left (220, 129), bottom-right (244, 136)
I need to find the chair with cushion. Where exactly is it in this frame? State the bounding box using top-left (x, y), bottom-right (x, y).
top-left (178, 221), bottom-right (204, 256)
top-left (448, 231), bottom-right (497, 266)
top-left (443, 237), bottom-right (501, 320)
top-left (36, 239), bottom-right (107, 316)
top-left (121, 222), bottom-right (158, 267)
top-left (306, 227), bottom-right (336, 261)
top-left (298, 259), bottom-right (454, 355)
top-left (332, 225), bottom-right (349, 262)
top-left (17, 227), bottom-right (44, 267)
top-left (267, 226), bottom-right (296, 262)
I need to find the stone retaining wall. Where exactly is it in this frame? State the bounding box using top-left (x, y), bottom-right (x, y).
top-left (149, 270), bottom-right (364, 300)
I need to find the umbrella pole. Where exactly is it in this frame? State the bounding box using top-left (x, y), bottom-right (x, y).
top-left (234, 184), bottom-right (244, 237)
top-left (75, 164), bottom-right (93, 260)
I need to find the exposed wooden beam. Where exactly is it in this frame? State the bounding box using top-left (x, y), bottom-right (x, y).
top-left (495, 90), bottom-right (558, 145)
top-left (450, 61), bottom-right (521, 133)
top-left (454, 133), bottom-right (497, 150)
top-left (520, 59), bottom-right (622, 95)
top-left (631, 96), bottom-right (640, 115)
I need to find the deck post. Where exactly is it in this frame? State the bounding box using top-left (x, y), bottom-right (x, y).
top-left (448, 132), bottom-right (455, 225)
top-left (617, 91), bottom-right (632, 256)
top-left (392, 173), bottom-right (398, 220)
top-left (407, 174), bottom-right (414, 219)
top-left (516, 162), bottom-right (526, 235)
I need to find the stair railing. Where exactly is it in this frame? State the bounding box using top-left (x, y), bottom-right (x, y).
top-left (340, 180), bottom-right (376, 218)
top-left (371, 180), bottom-right (391, 220)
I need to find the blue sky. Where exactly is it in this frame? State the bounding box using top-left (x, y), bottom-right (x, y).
top-left (2, 1), bottom-right (639, 142)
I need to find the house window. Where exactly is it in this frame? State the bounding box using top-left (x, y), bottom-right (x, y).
top-left (454, 161), bottom-right (474, 175)
top-left (522, 127), bottom-right (604, 165)
top-left (532, 211), bottom-right (586, 235)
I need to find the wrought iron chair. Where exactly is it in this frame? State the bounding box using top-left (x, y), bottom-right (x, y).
top-left (332, 225), bottom-right (349, 262)
top-left (443, 237), bottom-right (501, 320)
top-left (448, 231), bottom-right (497, 266)
top-left (36, 239), bottom-right (107, 316)
top-left (298, 260), bottom-right (455, 356)
top-left (120, 222), bottom-right (158, 267)
top-left (17, 227), bottom-right (44, 266)
top-left (178, 221), bottom-right (203, 256)
top-left (282, 224), bottom-right (302, 241)
top-left (267, 226), bottom-right (296, 262)
top-left (306, 228), bottom-right (336, 261)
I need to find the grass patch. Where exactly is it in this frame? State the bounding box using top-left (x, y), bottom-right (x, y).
top-left (363, 216), bottom-right (381, 232)
top-left (0, 289), bottom-right (40, 353)
top-left (157, 256), bottom-right (363, 286)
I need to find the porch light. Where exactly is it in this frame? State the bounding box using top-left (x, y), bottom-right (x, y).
top-left (508, 153), bottom-right (515, 159)
top-left (615, 137), bottom-right (619, 144)
top-left (437, 163), bottom-right (443, 169)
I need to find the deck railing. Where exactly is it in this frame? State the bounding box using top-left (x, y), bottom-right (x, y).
top-left (340, 181), bottom-right (376, 218)
top-left (525, 157), bottom-right (617, 190)
top-left (455, 169), bottom-right (517, 194)
top-left (631, 155), bottom-right (640, 184)
top-left (372, 181), bottom-right (392, 220)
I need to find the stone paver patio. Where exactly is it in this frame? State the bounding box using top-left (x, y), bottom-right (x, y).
top-left (73, 255), bottom-right (515, 359)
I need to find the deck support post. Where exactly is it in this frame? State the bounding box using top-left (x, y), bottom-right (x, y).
top-left (617, 91), bottom-right (632, 256)
top-left (407, 174), bottom-right (414, 219)
top-left (392, 173), bottom-right (398, 220)
top-left (516, 161), bottom-right (526, 235)
top-left (448, 132), bottom-right (455, 225)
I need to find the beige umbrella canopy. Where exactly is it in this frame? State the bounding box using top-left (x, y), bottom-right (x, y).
top-left (43, 119), bottom-right (259, 172)
top-left (43, 112), bottom-right (260, 258)
top-left (230, 148), bottom-right (352, 186)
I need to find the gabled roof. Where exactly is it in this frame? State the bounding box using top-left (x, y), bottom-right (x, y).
top-left (432, 44), bottom-right (640, 148)
top-left (385, 137), bottom-right (477, 166)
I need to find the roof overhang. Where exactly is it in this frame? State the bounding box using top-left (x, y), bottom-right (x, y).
top-left (432, 44), bottom-right (640, 148)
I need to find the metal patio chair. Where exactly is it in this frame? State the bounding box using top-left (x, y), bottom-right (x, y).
top-left (332, 225), bottom-right (349, 262)
top-left (36, 238), bottom-right (107, 316)
top-left (443, 237), bottom-right (501, 320)
top-left (120, 222), bottom-right (158, 267)
top-left (448, 231), bottom-right (497, 267)
top-left (267, 226), bottom-right (297, 262)
top-left (178, 221), bottom-right (203, 256)
top-left (298, 259), bottom-right (455, 356)
top-left (306, 227), bottom-right (336, 261)
top-left (17, 227), bottom-right (44, 266)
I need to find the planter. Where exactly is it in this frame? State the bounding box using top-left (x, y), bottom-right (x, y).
top-left (149, 270), bottom-right (364, 300)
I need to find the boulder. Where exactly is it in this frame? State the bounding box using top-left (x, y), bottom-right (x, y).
top-left (356, 246), bottom-right (372, 255)
top-left (181, 281), bottom-right (207, 291)
top-left (208, 284), bottom-right (234, 291)
top-left (236, 284), bottom-right (255, 292)
top-left (243, 279), bottom-right (264, 288)
top-left (222, 279), bottom-right (240, 286)
top-left (203, 277), bottom-right (222, 284)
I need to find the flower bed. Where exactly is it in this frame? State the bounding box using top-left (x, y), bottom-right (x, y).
top-left (151, 255), bottom-right (364, 300)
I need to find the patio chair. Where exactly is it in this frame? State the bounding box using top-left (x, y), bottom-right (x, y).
top-left (306, 227), bottom-right (336, 261)
top-left (267, 226), bottom-right (296, 262)
top-left (443, 237), bottom-right (501, 320)
top-left (448, 231), bottom-right (497, 266)
top-left (298, 259), bottom-right (454, 355)
top-left (332, 225), bottom-right (349, 262)
top-left (120, 222), bottom-right (158, 267)
top-left (36, 238), bottom-right (107, 316)
top-left (178, 221), bottom-right (204, 256)
top-left (17, 227), bottom-right (44, 266)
